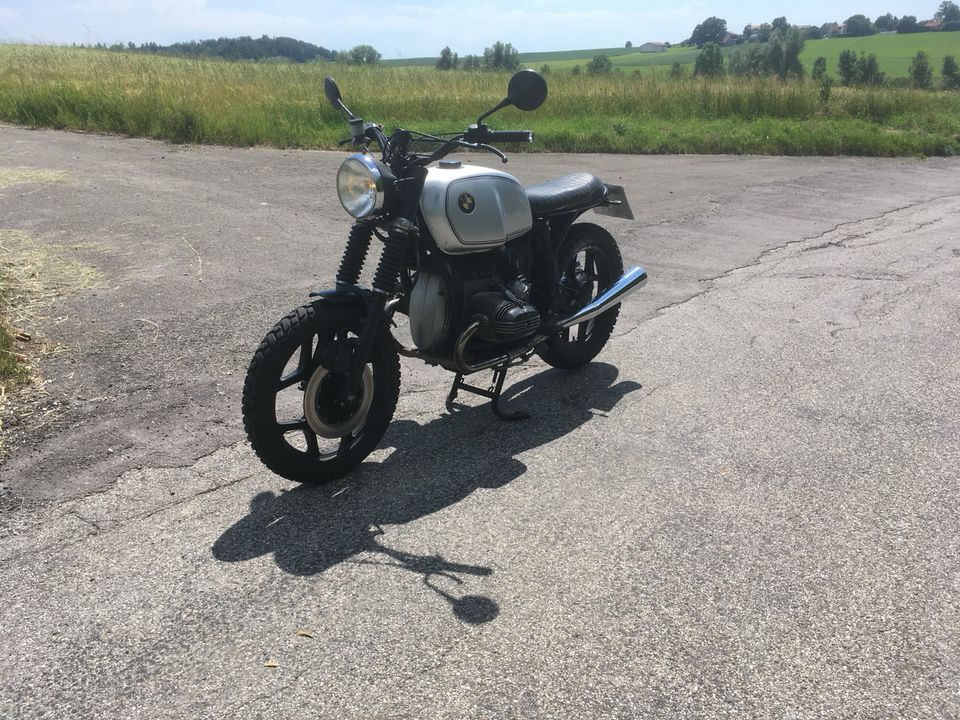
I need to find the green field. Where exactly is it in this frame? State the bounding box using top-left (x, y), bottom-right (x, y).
top-left (800, 32), bottom-right (960, 78)
top-left (388, 32), bottom-right (960, 79)
top-left (0, 45), bottom-right (958, 156)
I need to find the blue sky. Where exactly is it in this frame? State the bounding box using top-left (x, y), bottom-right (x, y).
top-left (0, 1), bottom-right (943, 57)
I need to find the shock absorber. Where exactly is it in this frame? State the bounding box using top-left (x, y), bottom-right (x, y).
top-left (372, 219), bottom-right (413, 293)
top-left (336, 222), bottom-right (374, 286)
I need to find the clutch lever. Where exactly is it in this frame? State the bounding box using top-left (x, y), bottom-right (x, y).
top-left (477, 143), bottom-right (507, 163)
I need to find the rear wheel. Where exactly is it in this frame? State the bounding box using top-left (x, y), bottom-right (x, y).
top-left (242, 301), bottom-right (400, 483)
top-left (537, 223), bottom-right (624, 369)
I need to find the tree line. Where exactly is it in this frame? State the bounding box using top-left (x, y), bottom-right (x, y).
top-left (436, 41), bottom-right (520, 71)
top-left (84, 35), bottom-right (336, 63)
top-left (77, 35), bottom-right (388, 66)
top-left (687, 1), bottom-right (959, 46)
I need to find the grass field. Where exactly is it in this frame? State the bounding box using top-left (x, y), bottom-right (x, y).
top-left (388, 33), bottom-right (960, 79)
top-left (1, 45), bottom-right (958, 156)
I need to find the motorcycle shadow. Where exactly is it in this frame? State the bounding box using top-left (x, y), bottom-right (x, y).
top-left (212, 361), bottom-right (640, 624)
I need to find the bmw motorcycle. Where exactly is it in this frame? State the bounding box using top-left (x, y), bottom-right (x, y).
top-left (242, 69), bottom-right (648, 483)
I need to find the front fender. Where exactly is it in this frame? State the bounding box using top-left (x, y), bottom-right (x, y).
top-left (308, 286), bottom-right (373, 305)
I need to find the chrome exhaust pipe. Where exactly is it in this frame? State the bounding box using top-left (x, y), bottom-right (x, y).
top-left (551, 266), bottom-right (648, 331)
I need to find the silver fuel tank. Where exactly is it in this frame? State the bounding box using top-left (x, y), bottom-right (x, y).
top-left (419, 160), bottom-right (532, 255)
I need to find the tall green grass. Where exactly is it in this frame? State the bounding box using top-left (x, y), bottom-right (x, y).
top-left (1, 45), bottom-right (958, 155)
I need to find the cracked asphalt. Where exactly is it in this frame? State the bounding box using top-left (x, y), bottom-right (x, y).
top-left (2, 125), bottom-right (960, 718)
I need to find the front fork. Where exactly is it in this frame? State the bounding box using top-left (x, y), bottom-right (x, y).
top-left (334, 166), bottom-right (427, 405)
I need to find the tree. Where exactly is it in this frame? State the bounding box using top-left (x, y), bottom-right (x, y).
top-left (943, 55), bottom-right (960, 89)
top-left (909, 51), bottom-right (933, 89)
top-left (571, 64), bottom-right (582, 76)
top-left (690, 17), bottom-right (727, 47)
top-left (483, 41), bottom-right (519, 71)
top-left (728, 44), bottom-right (765, 76)
top-left (896, 15), bottom-right (921, 32)
top-left (805, 26), bottom-right (824, 40)
top-left (462, 54), bottom-right (480, 70)
top-left (540, 64), bottom-right (551, 75)
top-left (781, 27), bottom-right (805, 79)
top-left (856, 53), bottom-right (884, 85)
top-left (344, 44), bottom-right (380, 64)
top-left (586, 54), bottom-right (614, 75)
top-left (936, 1), bottom-right (960, 22)
top-left (812, 56), bottom-right (828, 81)
top-left (693, 43), bottom-right (725, 77)
top-left (844, 15), bottom-right (874, 36)
top-left (669, 61), bottom-right (688, 78)
top-left (625, 40), bottom-right (633, 48)
top-left (436, 46), bottom-right (457, 70)
top-left (874, 13), bottom-right (898, 31)
top-left (771, 16), bottom-right (790, 34)
top-left (838, 49), bottom-right (858, 85)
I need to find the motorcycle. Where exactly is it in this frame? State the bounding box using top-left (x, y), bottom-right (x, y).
top-left (242, 69), bottom-right (648, 483)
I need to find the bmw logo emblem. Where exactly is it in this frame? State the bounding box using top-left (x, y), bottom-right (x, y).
top-left (458, 192), bottom-right (476, 214)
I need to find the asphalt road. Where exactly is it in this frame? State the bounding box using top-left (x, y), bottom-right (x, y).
top-left (1, 125), bottom-right (959, 718)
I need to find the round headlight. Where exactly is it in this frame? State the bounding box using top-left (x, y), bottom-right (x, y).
top-left (336, 154), bottom-right (385, 219)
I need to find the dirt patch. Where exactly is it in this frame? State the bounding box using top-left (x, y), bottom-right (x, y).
top-left (0, 229), bottom-right (100, 454)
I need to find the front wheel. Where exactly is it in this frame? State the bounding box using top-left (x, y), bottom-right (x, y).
top-left (537, 223), bottom-right (624, 369)
top-left (242, 301), bottom-right (400, 483)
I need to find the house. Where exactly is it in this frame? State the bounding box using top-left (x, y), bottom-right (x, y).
top-left (821, 22), bottom-right (841, 37)
top-left (638, 42), bottom-right (667, 53)
top-left (920, 18), bottom-right (944, 30)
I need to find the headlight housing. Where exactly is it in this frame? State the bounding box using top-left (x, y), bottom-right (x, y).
top-left (336, 154), bottom-right (391, 219)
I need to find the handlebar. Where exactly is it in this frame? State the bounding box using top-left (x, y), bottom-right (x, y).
top-left (464, 124), bottom-right (533, 144)
top-left (347, 120), bottom-right (533, 168)
top-left (485, 129), bottom-right (534, 143)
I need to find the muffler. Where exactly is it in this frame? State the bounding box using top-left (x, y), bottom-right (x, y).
top-left (549, 266), bottom-right (648, 331)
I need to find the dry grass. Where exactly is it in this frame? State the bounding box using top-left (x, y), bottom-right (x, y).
top-left (0, 168), bottom-right (67, 189)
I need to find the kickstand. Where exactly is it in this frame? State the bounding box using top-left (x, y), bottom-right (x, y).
top-left (446, 365), bottom-right (530, 421)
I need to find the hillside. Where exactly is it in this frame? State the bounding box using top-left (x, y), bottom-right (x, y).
top-left (386, 33), bottom-right (960, 79)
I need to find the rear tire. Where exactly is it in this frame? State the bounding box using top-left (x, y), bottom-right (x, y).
top-left (537, 223), bottom-right (624, 369)
top-left (242, 301), bottom-right (400, 483)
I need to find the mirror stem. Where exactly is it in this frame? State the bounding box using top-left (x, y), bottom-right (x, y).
top-left (476, 98), bottom-right (509, 125)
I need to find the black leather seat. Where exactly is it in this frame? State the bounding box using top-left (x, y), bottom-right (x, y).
top-left (525, 173), bottom-right (607, 216)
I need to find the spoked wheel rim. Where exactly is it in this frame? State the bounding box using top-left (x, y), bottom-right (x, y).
top-left (271, 327), bottom-right (374, 463)
top-left (559, 243), bottom-right (611, 345)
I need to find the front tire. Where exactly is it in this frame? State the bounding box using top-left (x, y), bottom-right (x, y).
top-left (537, 223), bottom-right (624, 369)
top-left (242, 301), bottom-right (400, 483)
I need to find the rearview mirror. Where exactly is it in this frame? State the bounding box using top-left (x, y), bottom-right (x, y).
top-left (507, 69), bottom-right (548, 112)
top-left (324, 76), bottom-right (355, 118)
top-left (476, 69), bottom-right (548, 124)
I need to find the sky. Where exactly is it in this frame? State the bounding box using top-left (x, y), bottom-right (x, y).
top-left (0, 1), bottom-right (945, 58)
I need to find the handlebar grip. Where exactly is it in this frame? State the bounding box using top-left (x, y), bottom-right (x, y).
top-left (487, 130), bottom-right (534, 143)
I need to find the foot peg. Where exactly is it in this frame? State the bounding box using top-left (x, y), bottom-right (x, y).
top-left (446, 365), bottom-right (530, 421)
